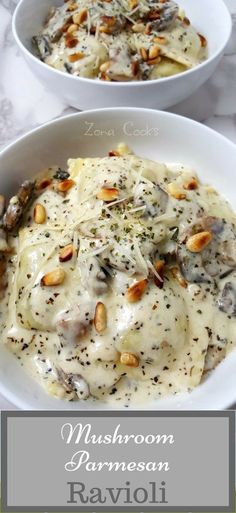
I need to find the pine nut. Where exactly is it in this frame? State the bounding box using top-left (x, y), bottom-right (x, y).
top-left (149, 45), bottom-right (160, 60)
top-left (126, 279), bottom-right (148, 303)
top-left (167, 182), bottom-right (186, 200)
top-left (68, 52), bottom-right (85, 62)
top-left (73, 8), bottom-right (87, 25)
top-left (59, 244), bottom-right (74, 262)
top-left (186, 231), bottom-right (212, 253)
top-left (41, 268), bottom-right (66, 286)
top-left (56, 179), bottom-right (75, 192)
top-left (97, 187), bottom-right (119, 201)
top-left (94, 302), bottom-right (107, 333)
top-left (34, 204), bottom-right (46, 224)
top-left (120, 352), bottom-right (139, 367)
top-left (183, 178), bottom-right (198, 190)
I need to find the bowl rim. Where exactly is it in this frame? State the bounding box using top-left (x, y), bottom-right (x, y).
top-left (12, 0), bottom-right (232, 89)
top-left (1, 107), bottom-right (236, 410)
top-left (1, 107), bottom-right (236, 159)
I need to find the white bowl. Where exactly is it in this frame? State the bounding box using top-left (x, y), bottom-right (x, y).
top-left (1, 108), bottom-right (236, 410)
top-left (12, 0), bottom-right (232, 111)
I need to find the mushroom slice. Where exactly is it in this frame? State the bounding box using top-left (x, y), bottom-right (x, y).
top-left (32, 35), bottom-right (52, 59)
top-left (149, 1), bottom-right (179, 31)
top-left (106, 46), bottom-right (134, 82)
top-left (220, 240), bottom-right (236, 268)
top-left (100, 14), bottom-right (126, 35)
top-left (4, 180), bottom-right (35, 232)
top-left (56, 305), bottom-right (93, 346)
top-left (202, 218), bottom-right (236, 276)
top-left (80, 256), bottom-right (109, 295)
top-left (216, 282), bottom-right (236, 316)
top-left (50, 28), bottom-right (63, 43)
top-left (0, 229), bottom-right (9, 252)
top-left (57, 368), bottom-right (90, 400)
top-left (200, 216), bottom-right (225, 235)
top-left (134, 182), bottom-right (168, 217)
top-left (177, 244), bottom-right (211, 284)
top-left (0, 195), bottom-right (9, 252)
top-left (177, 217), bottom-right (236, 283)
top-left (0, 195), bottom-right (9, 296)
top-left (0, 255), bottom-right (7, 299)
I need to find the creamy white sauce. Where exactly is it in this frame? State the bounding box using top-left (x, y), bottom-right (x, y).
top-left (1, 149), bottom-right (236, 407)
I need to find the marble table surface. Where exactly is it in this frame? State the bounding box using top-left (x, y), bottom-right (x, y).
top-left (0, 0), bottom-right (236, 410)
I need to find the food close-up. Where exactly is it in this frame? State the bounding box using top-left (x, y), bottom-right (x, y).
top-left (0, 143), bottom-right (236, 407)
top-left (32, 0), bottom-right (207, 82)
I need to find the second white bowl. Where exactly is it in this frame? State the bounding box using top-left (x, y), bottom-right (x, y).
top-left (0, 108), bottom-right (236, 410)
top-left (12, 0), bottom-right (232, 110)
